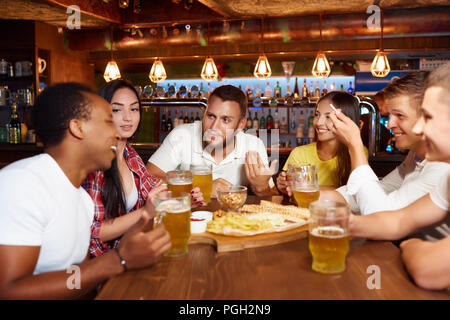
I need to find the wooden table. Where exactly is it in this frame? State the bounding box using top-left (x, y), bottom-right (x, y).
top-left (96, 197), bottom-right (450, 300)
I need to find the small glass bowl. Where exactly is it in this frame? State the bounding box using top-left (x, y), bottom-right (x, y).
top-left (216, 186), bottom-right (248, 211)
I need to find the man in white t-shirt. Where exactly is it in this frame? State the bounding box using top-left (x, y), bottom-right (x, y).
top-left (0, 83), bottom-right (171, 299)
top-left (349, 63), bottom-right (450, 290)
top-left (147, 85), bottom-right (277, 197)
top-left (321, 72), bottom-right (449, 222)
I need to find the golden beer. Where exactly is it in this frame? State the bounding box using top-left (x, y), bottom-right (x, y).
top-left (293, 189), bottom-right (320, 208)
top-left (168, 182), bottom-right (193, 194)
top-left (309, 226), bottom-right (349, 274)
top-left (192, 172), bottom-right (213, 203)
top-left (155, 192), bottom-right (191, 257)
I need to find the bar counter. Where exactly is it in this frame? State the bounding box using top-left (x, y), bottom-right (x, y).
top-left (0, 143), bottom-right (404, 177)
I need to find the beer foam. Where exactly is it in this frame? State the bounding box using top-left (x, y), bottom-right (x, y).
top-left (311, 226), bottom-right (346, 238)
top-left (169, 179), bottom-right (192, 185)
top-left (157, 199), bottom-right (189, 214)
top-left (294, 188), bottom-right (319, 193)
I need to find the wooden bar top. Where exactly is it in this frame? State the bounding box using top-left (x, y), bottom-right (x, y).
top-left (96, 197), bottom-right (450, 300)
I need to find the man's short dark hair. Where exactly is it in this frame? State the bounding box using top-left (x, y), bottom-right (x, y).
top-left (208, 85), bottom-right (248, 119)
top-left (32, 82), bottom-right (95, 146)
top-left (381, 71), bottom-right (430, 112)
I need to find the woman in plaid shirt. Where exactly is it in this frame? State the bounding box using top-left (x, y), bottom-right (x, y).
top-left (83, 80), bottom-right (205, 257)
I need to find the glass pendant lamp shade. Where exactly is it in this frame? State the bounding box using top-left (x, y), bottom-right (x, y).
top-left (371, 50), bottom-right (390, 77)
top-left (103, 60), bottom-right (121, 82)
top-left (149, 58), bottom-right (167, 83)
top-left (312, 52), bottom-right (331, 78)
top-left (253, 55), bottom-right (272, 79)
top-left (200, 57), bottom-right (219, 81)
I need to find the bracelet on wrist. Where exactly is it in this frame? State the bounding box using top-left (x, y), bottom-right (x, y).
top-left (114, 247), bottom-right (128, 272)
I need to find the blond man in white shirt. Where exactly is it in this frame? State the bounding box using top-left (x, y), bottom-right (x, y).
top-left (321, 72), bottom-right (449, 220)
top-left (348, 63), bottom-right (450, 290)
top-left (147, 85), bottom-right (277, 197)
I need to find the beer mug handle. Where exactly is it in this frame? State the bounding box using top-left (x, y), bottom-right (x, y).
top-left (153, 212), bottom-right (165, 227)
top-left (38, 58), bottom-right (47, 74)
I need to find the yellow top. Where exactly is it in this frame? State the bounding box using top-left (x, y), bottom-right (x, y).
top-left (282, 142), bottom-right (368, 187)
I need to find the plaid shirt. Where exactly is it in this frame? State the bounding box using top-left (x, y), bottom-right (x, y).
top-left (82, 143), bottom-right (160, 257)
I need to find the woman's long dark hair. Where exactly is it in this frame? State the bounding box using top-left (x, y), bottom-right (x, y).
top-left (316, 91), bottom-right (361, 186)
top-left (98, 79), bottom-right (142, 219)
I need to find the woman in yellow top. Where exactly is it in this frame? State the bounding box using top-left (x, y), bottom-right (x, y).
top-left (277, 91), bottom-right (366, 193)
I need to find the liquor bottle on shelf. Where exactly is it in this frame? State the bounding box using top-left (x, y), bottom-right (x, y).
top-left (264, 82), bottom-right (272, 99)
top-left (293, 77), bottom-right (300, 99)
top-left (255, 84), bottom-right (262, 98)
top-left (199, 83), bottom-right (205, 99)
top-left (178, 110), bottom-right (184, 125)
top-left (340, 84), bottom-right (344, 92)
top-left (274, 81), bottom-right (282, 98)
top-left (195, 112), bottom-right (201, 121)
top-left (189, 112), bottom-right (195, 123)
top-left (330, 82), bottom-right (336, 91)
top-left (206, 83), bottom-right (212, 99)
top-left (274, 109), bottom-right (280, 129)
top-left (290, 109), bottom-right (296, 132)
top-left (252, 111), bottom-right (259, 130)
top-left (8, 103), bottom-right (21, 144)
top-left (166, 110), bottom-right (173, 131)
top-left (296, 110), bottom-right (305, 146)
top-left (309, 81), bottom-right (314, 98)
top-left (322, 80), bottom-right (328, 96)
top-left (184, 111), bottom-right (189, 124)
top-left (347, 81), bottom-right (355, 95)
top-left (259, 109), bottom-right (266, 129)
top-left (302, 79), bottom-right (308, 98)
top-left (315, 81), bottom-right (320, 98)
top-left (173, 109), bottom-right (179, 128)
top-left (168, 83), bottom-right (177, 98)
top-left (280, 116), bottom-right (288, 133)
top-left (307, 125), bottom-right (315, 143)
top-left (266, 109), bottom-right (274, 130)
top-left (246, 110), bottom-right (253, 130)
top-left (161, 110), bottom-right (167, 131)
top-left (246, 85), bottom-right (254, 100)
top-left (285, 85), bottom-right (293, 107)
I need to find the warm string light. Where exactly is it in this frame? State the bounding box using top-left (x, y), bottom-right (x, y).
top-left (312, 14), bottom-right (331, 78)
top-left (254, 19), bottom-right (272, 79)
top-left (371, 8), bottom-right (390, 77)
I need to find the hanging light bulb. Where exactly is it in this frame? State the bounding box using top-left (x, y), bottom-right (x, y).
top-left (370, 8), bottom-right (390, 77)
top-left (118, 0), bottom-right (129, 9)
top-left (254, 55), bottom-right (272, 80)
top-left (103, 60), bottom-right (121, 82)
top-left (201, 57), bottom-right (219, 81)
top-left (149, 58), bottom-right (167, 83)
top-left (312, 14), bottom-right (331, 78)
top-left (312, 52), bottom-right (331, 78)
top-left (371, 51), bottom-right (390, 77)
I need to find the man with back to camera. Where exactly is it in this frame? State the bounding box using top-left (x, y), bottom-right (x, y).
top-left (147, 85), bottom-right (278, 197)
top-left (0, 83), bottom-right (171, 299)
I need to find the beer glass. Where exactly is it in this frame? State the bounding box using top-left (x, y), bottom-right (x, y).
top-left (191, 164), bottom-right (213, 203)
top-left (166, 170), bottom-right (193, 194)
top-left (154, 191), bottom-right (191, 257)
top-left (308, 200), bottom-right (350, 274)
top-left (291, 164), bottom-right (320, 208)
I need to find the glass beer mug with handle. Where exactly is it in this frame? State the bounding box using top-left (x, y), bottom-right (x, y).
top-left (291, 164), bottom-right (320, 208)
top-left (166, 170), bottom-right (193, 194)
top-left (308, 200), bottom-right (350, 274)
top-left (154, 191), bottom-right (191, 257)
top-left (191, 163), bottom-right (213, 203)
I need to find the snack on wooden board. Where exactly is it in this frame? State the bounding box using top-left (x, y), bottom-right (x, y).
top-left (241, 200), bottom-right (310, 221)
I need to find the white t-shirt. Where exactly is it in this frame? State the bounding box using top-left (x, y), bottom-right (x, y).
top-left (430, 169), bottom-right (450, 211)
top-left (149, 121), bottom-right (275, 187)
top-left (0, 154), bottom-right (94, 275)
top-left (337, 151), bottom-right (450, 215)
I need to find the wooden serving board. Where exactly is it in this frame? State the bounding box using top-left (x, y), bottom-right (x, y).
top-left (189, 224), bottom-right (309, 252)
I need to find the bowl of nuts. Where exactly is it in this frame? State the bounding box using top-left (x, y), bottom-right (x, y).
top-left (216, 185), bottom-right (248, 211)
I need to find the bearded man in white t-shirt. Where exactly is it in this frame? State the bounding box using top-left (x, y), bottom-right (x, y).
top-left (0, 83), bottom-right (171, 299)
top-left (348, 63), bottom-right (450, 290)
top-left (147, 85), bottom-right (278, 197)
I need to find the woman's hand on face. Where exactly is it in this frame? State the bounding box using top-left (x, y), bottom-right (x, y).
top-left (327, 109), bottom-right (363, 148)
